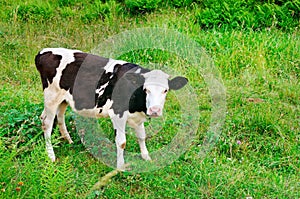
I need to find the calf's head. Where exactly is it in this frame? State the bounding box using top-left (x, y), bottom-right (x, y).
top-left (142, 70), bottom-right (188, 117)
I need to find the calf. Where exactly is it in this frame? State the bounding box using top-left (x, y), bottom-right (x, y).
top-left (35, 48), bottom-right (188, 169)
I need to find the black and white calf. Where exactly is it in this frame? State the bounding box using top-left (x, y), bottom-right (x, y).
top-left (35, 48), bottom-right (188, 169)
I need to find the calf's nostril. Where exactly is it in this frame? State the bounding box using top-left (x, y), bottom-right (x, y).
top-left (149, 106), bottom-right (161, 114)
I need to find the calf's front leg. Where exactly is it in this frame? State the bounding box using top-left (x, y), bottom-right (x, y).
top-left (110, 114), bottom-right (127, 170)
top-left (135, 123), bottom-right (151, 161)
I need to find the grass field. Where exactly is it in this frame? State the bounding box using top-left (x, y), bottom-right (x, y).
top-left (0, 0), bottom-right (299, 198)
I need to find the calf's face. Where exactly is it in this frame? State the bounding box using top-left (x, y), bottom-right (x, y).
top-left (142, 70), bottom-right (188, 117)
top-left (144, 84), bottom-right (168, 117)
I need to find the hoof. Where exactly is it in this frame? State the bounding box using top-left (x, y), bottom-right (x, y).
top-left (67, 139), bottom-right (74, 144)
top-left (50, 156), bottom-right (56, 162)
top-left (117, 163), bottom-right (131, 171)
top-left (141, 153), bottom-right (151, 161)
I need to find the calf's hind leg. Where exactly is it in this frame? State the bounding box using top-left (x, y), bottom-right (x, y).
top-left (57, 101), bottom-right (73, 144)
top-left (41, 103), bottom-right (58, 162)
top-left (41, 87), bottom-right (69, 162)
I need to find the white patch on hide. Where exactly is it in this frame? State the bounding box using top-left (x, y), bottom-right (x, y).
top-left (127, 112), bottom-right (147, 129)
top-left (135, 68), bottom-right (141, 73)
top-left (95, 82), bottom-right (109, 96)
top-left (104, 58), bottom-right (127, 73)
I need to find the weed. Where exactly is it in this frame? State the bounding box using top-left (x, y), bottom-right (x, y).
top-left (195, 0), bottom-right (300, 31)
top-left (16, 3), bottom-right (54, 22)
top-left (80, 1), bottom-right (114, 23)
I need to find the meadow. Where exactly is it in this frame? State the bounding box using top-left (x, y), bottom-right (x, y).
top-left (0, 0), bottom-right (299, 198)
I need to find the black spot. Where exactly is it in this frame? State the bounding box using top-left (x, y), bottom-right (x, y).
top-left (72, 54), bottom-right (109, 110)
top-left (95, 63), bottom-right (149, 114)
top-left (114, 63), bottom-right (141, 78)
top-left (129, 86), bottom-right (147, 114)
top-left (109, 66), bottom-right (148, 116)
top-left (35, 51), bottom-right (62, 90)
top-left (95, 72), bottom-right (116, 108)
top-left (60, 52), bottom-right (88, 94)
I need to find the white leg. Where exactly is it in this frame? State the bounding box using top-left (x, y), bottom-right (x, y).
top-left (135, 123), bottom-right (151, 161)
top-left (110, 113), bottom-right (128, 170)
top-left (57, 101), bottom-right (73, 144)
top-left (116, 132), bottom-right (126, 170)
top-left (41, 107), bottom-right (56, 162)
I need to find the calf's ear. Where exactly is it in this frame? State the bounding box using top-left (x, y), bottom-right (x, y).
top-left (169, 76), bottom-right (188, 90)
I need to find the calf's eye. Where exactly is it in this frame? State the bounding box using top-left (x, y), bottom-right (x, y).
top-left (144, 88), bottom-right (150, 94)
top-left (163, 89), bottom-right (168, 94)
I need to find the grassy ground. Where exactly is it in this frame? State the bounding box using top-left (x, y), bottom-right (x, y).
top-left (0, 1), bottom-right (299, 198)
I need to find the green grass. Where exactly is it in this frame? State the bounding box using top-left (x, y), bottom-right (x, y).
top-left (1, 0), bottom-right (299, 198)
